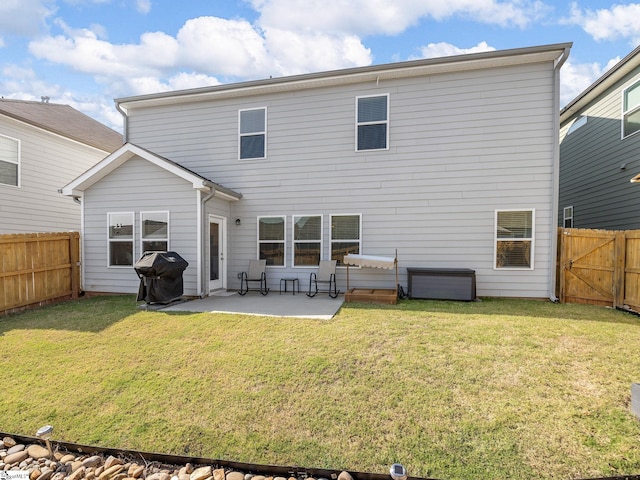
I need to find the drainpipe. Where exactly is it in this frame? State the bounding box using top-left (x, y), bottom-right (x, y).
top-left (114, 101), bottom-right (128, 143)
top-left (548, 45), bottom-right (571, 302)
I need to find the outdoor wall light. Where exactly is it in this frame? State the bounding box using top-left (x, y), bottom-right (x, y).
top-left (36, 425), bottom-right (54, 458)
top-left (235, 218), bottom-right (241, 226)
top-left (390, 464), bottom-right (407, 480)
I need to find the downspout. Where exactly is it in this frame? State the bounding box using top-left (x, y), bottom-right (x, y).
top-left (548, 45), bottom-right (571, 302)
top-left (114, 101), bottom-right (128, 143)
top-left (197, 187), bottom-right (217, 298)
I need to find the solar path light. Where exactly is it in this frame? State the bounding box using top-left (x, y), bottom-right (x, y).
top-left (36, 425), bottom-right (54, 459)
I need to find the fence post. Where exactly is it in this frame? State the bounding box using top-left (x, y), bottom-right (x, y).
top-left (614, 231), bottom-right (626, 309)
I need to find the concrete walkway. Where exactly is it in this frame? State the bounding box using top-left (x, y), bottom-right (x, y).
top-left (161, 290), bottom-right (344, 320)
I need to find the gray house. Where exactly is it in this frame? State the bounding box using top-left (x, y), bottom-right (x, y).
top-left (0, 99), bottom-right (123, 234)
top-left (559, 45), bottom-right (640, 230)
top-left (63, 43), bottom-right (571, 300)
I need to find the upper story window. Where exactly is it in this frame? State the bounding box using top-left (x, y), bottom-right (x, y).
top-left (623, 80), bottom-right (640, 138)
top-left (563, 206), bottom-right (573, 228)
top-left (258, 216), bottom-right (285, 266)
top-left (331, 214), bottom-right (361, 265)
top-left (0, 134), bottom-right (20, 187)
top-left (293, 215), bottom-right (322, 267)
top-left (356, 94), bottom-right (388, 151)
top-left (141, 211), bottom-right (169, 253)
top-left (108, 212), bottom-right (134, 267)
top-left (495, 209), bottom-right (534, 270)
top-left (239, 107), bottom-right (266, 159)
top-left (566, 115), bottom-right (587, 136)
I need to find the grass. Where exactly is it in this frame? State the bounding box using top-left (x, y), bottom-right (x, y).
top-left (1, 296), bottom-right (640, 480)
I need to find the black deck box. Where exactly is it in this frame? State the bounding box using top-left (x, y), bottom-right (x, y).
top-left (407, 268), bottom-right (476, 301)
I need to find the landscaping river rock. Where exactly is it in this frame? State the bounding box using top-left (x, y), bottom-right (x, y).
top-left (0, 437), bottom-right (356, 480)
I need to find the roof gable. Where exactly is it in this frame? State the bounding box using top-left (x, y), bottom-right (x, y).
top-left (0, 99), bottom-right (123, 152)
top-left (61, 143), bottom-right (242, 201)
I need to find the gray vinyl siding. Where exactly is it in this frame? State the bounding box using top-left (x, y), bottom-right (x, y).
top-left (82, 156), bottom-right (199, 295)
top-left (0, 116), bottom-right (108, 234)
top-left (123, 61), bottom-right (558, 298)
top-left (559, 65), bottom-right (640, 230)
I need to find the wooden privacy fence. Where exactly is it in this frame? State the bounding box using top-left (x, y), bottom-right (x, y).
top-left (0, 232), bottom-right (80, 315)
top-left (557, 227), bottom-right (640, 312)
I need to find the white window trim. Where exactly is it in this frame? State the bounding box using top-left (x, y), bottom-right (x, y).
top-left (239, 107), bottom-right (267, 160)
top-left (257, 215), bottom-right (286, 268)
top-left (330, 213), bottom-right (362, 267)
top-left (355, 94), bottom-right (389, 152)
top-left (494, 209), bottom-right (535, 271)
top-left (107, 212), bottom-right (135, 268)
top-left (0, 133), bottom-right (20, 188)
top-left (140, 211), bottom-right (170, 255)
top-left (563, 206), bottom-right (573, 228)
top-left (622, 79), bottom-right (640, 139)
top-left (292, 214), bottom-right (323, 268)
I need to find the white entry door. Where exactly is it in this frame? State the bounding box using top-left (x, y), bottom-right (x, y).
top-left (209, 216), bottom-right (225, 292)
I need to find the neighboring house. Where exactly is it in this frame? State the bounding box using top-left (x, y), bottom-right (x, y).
top-left (559, 45), bottom-right (640, 230)
top-left (0, 98), bottom-right (123, 234)
top-left (63, 43), bottom-right (571, 299)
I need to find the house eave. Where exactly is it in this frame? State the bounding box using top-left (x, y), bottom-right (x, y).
top-left (560, 44), bottom-right (640, 125)
top-left (116, 43), bottom-right (572, 111)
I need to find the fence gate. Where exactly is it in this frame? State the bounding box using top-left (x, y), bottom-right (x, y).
top-left (558, 228), bottom-right (640, 312)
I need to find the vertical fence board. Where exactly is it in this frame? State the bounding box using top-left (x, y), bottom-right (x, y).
top-left (0, 232), bottom-right (81, 315)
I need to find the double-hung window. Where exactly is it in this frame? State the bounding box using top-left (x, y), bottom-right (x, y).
top-left (623, 80), bottom-right (640, 138)
top-left (258, 216), bottom-right (285, 266)
top-left (331, 214), bottom-right (361, 265)
top-left (495, 209), bottom-right (534, 269)
top-left (293, 215), bottom-right (322, 267)
top-left (108, 212), bottom-right (134, 267)
top-left (141, 211), bottom-right (169, 253)
top-left (356, 94), bottom-right (389, 151)
top-left (0, 134), bottom-right (19, 187)
top-left (239, 107), bottom-right (266, 159)
top-left (563, 206), bottom-right (573, 228)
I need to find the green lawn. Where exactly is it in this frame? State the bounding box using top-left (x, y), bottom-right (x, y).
top-left (1, 296), bottom-right (640, 480)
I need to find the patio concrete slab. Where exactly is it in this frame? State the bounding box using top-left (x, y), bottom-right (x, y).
top-left (160, 290), bottom-right (344, 319)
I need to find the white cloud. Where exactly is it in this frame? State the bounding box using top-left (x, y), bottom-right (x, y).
top-left (566, 2), bottom-right (640, 44)
top-left (417, 41), bottom-right (496, 59)
top-left (0, 0), bottom-right (55, 36)
top-left (559, 56), bottom-right (623, 107)
top-left (136, 0), bottom-right (151, 14)
top-left (27, 14), bottom-right (372, 97)
top-left (251, 0), bottom-right (549, 34)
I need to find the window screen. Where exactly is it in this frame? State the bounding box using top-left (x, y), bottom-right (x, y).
top-left (623, 80), bottom-right (640, 138)
top-left (495, 210), bottom-right (534, 269)
top-left (356, 95), bottom-right (388, 151)
top-left (331, 214), bottom-right (361, 265)
top-left (293, 215), bottom-right (322, 266)
top-left (240, 108), bottom-right (266, 159)
top-left (0, 135), bottom-right (19, 186)
top-left (258, 216), bottom-right (285, 266)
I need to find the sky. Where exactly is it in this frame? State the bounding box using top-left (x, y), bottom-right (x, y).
top-left (1, 0), bottom-right (640, 132)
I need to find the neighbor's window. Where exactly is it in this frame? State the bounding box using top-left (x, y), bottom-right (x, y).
top-left (563, 206), bottom-right (573, 228)
top-left (331, 214), bottom-right (361, 265)
top-left (0, 134), bottom-right (19, 187)
top-left (356, 94), bottom-right (388, 151)
top-left (258, 216), bottom-right (285, 266)
top-left (495, 210), bottom-right (534, 269)
top-left (293, 215), bottom-right (322, 267)
top-left (239, 107), bottom-right (266, 159)
top-left (108, 212), bottom-right (134, 267)
top-left (623, 80), bottom-right (640, 138)
top-left (566, 115), bottom-right (587, 136)
top-left (141, 211), bottom-right (169, 253)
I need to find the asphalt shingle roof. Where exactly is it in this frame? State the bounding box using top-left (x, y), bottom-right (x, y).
top-left (0, 98), bottom-right (123, 152)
